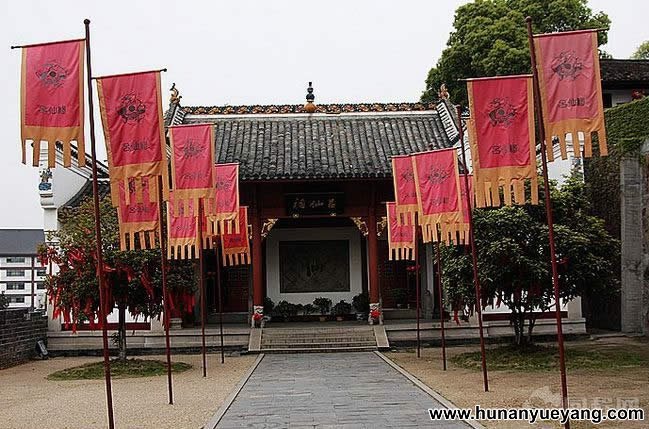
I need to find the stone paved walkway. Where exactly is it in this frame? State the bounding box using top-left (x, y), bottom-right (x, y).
top-left (215, 352), bottom-right (472, 428)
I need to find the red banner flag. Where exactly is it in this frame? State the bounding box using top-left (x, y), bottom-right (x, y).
top-left (96, 71), bottom-right (169, 206)
top-left (20, 39), bottom-right (85, 168)
top-left (534, 29), bottom-right (607, 160)
top-left (221, 207), bottom-right (251, 266)
top-left (411, 148), bottom-right (465, 244)
top-left (386, 202), bottom-right (415, 261)
top-left (466, 75), bottom-right (539, 207)
top-left (169, 123), bottom-right (215, 207)
top-left (117, 176), bottom-right (159, 251)
top-left (391, 155), bottom-right (418, 223)
top-left (205, 163), bottom-right (240, 236)
top-left (458, 174), bottom-right (475, 245)
top-left (167, 191), bottom-right (199, 260)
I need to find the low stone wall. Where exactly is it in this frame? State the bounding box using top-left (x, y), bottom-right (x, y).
top-left (0, 309), bottom-right (48, 369)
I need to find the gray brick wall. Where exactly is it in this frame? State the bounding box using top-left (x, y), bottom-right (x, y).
top-left (620, 150), bottom-right (649, 335)
top-left (0, 308), bottom-right (48, 369)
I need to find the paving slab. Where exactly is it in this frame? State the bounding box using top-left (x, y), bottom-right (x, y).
top-left (214, 352), bottom-right (473, 428)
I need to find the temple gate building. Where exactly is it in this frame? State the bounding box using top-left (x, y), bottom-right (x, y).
top-left (40, 85), bottom-right (586, 352)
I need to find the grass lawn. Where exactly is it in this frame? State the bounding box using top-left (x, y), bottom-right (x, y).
top-left (47, 358), bottom-right (192, 380)
top-left (388, 336), bottom-right (649, 429)
top-left (450, 343), bottom-right (647, 372)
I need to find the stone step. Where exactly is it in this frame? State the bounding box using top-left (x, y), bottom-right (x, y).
top-left (261, 340), bottom-right (376, 347)
top-left (262, 330), bottom-right (373, 337)
top-left (253, 325), bottom-right (384, 353)
top-left (262, 333), bottom-right (375, 339)
top-left (261, 346), bottom-right (378, 353)
top-left (262, 328), bottom-right (374, 334)
top-left (262, 337), bottom-right (375, 344)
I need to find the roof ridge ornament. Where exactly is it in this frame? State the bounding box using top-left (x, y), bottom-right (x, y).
top-left (304, 81), bottom-right (316, 113)
top-left (170, 82), bottom-right (182, 105)
top-left (438, 83), bottom-right (450, 100)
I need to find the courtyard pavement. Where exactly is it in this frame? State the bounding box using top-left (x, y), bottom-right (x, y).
top-left (214, 352), bottom-right (473, 428)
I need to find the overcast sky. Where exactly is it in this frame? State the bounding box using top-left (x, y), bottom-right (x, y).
top-left (1, 0), bottom-right (647, 229)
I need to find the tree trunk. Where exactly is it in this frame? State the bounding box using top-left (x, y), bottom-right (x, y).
top-left (511, 308), bottom-right (524, 346)
top-left (527, 313), bottom-right (537, 344)
top-left (117, 301), bottom-right (127, 362)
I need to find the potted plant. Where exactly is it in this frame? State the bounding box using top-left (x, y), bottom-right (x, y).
top-left (390, 288), bottom-right (408, 309)
top-left (313, 297), bottom-right (332, 321)
top-left (332, 300), bottom-right (352, 321)
top-left (302, 303), bottom-right (317, 317)
top-left (352, 292), bottom-right (370, 320)
top-left (274, 300), bottom-right (298, 322)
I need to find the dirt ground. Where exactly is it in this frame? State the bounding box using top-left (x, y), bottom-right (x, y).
top-left (387, 337), bottom-right (649, 429)
top-left (0, 353), bottom-right (256, 429)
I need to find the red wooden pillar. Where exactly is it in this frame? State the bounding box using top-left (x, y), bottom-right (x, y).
top-left (367, 185), bottom-right (381, 323)
top-left (251, 187), bottom-right (264, 324)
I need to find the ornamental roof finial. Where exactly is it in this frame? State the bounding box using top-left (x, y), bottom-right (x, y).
top-left (438, 83), bottom-right (449, 100)
top-left (304, 81), bottom-right (316, 113)
top-left (170, 83), bottom-right (182, 105)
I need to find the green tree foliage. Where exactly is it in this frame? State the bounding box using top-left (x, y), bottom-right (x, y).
top-left (40, 196), bottom-right (197, 360)
top-left (441, 177), bottom-right (619, 345)
top-left (421, 0), bottom-right (610, 104)
top-left (631, 40), bottom-right (649, 60)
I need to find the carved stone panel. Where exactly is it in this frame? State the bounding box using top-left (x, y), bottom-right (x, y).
top-left (279, 240), bottom-right (350, 293)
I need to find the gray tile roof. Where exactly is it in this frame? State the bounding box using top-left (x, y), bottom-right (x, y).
top-left (64, 179), bottom-right (111, 208)
top-left (0, 229), bottom-right (45, 256)
top-left (601, 59), bottom-right (649, 84)
top-left (181, 108), bottom-right (456, 180)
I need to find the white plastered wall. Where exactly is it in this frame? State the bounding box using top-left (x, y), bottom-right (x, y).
top-left (265, 227), bottom-right (363, 305)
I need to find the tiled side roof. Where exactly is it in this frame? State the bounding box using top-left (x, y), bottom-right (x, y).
top-left (183, 110), bottom-right (454, 180)
top-left (600, 59), bottom-right (649, 83)
top-left (64, 179), bottom-right (111, 208)
top-left (0, 229), bottom-right (44, 255)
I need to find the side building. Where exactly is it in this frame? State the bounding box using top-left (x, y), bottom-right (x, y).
top-left (0, 229), bottom-right (46, 309)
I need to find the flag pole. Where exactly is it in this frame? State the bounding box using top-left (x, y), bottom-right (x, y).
top-left (214, 236), bottom-right (225, 364)
top-left (83, 18), bottom-right (115, 429)
top-left (526, 16), bottom-right (570, 428)
top-left (455, 105), bottom-right (489, 392)
top-left (435, 241), bottom-right (447, 370)
top-left (415, 227), bottom-right (421, 358)
top-left (157, 176), bottom-right (174, 405)
top-left (198, 202), bottom-right (207, 377)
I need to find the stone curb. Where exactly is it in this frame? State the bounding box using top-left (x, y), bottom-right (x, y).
top-left (374, 351), bottom-right (485, 429)
top-left (203, 353), bottom-right (265, 429)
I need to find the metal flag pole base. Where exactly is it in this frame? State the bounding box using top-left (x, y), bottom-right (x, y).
top-left (158, 176), bottom-right (174, 405)
top-left (198, 202), bottom-right (207, 377)
top-left (455, 105), bottom-right (489, 392)
top-left (214, 236), bottom-right (225, 364)
top-left (526, 16), bottom-right (570, 429)
top-left (415, 228), bottom-right (421, 359)
top-left (435, 242), bottom-right (447, 371)
top-left (84, 18), bottom-right (115, 429)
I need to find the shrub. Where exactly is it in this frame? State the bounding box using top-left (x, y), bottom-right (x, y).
top-left (313, 297), bottom-right (332, 315)
top-left (0, 293), bottom-right (9, 310)
top-left (274, 300), bottom-right (298, 320)
top-left (263, 297), bottom-right (275, 315)
top-left (332, 300), bottom-right (352, 316)
top-left (390, 288), bottom-right (408, 306)
top-left (352, 292), bottom-right (370, 313)
top-left (302, 304), bottom-right (317, 315)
